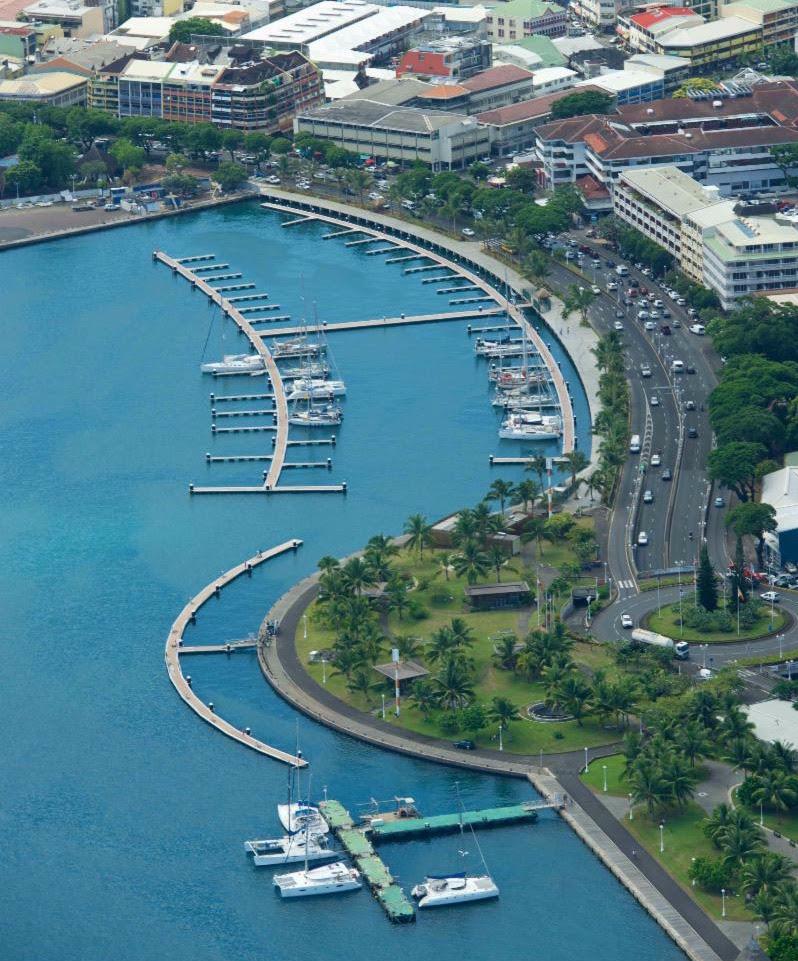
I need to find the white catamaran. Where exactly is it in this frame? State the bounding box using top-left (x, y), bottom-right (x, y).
top-left (245, 833), bottom-right (336, 867)
top-left (274, 859), bottom-right (362, 898)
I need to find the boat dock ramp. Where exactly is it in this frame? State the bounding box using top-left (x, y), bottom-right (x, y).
top-left (317, 797), bottom-right (560, 924)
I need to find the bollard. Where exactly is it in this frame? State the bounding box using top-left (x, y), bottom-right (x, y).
top-left (186, 675), bottom-right (192, 686)
top-left (190, 610), bottom-right (196, 623)
top-left (211, 408), bottom-right (216, 416)
top-left (467, 324), bottom-right (472, 335)
top-left (208, 702), bottom-right (214, 712)
top-left (331, 435), bottom-right (337, 446)
top-left (326, 458), bottom-right (332, 470)
top-left (211, 424), bottom-right (217, 434)
top-left (342, 481), bottom-right (348, 494)
top-left (271, 435), bottom-right (276, 446)
top-left (189, 484), bottom-right (195, 494)
top-left (210, 393), bottom-right (215, 403)
top-left (244, 727), bottom-right (251, 736)
top-left (206, 453), bottom-right (211, 462)
top-left (489, 455), bottom-right (494, 465)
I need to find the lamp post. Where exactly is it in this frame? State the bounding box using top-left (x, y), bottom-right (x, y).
top-left (602, 764), bottom-right (608, 793)
top-left (322, 657), bottom-right (327, 685)
top-left (659, 822), bottom-right (665, 854)
top-left (303, 613), bottom-right (308, 642)
top-left (721, 887), bottom-right (726, 919)
top-left (629, 793), bottom-right (633, 821)
top-left (691, 857), bottom-right (697, 886)
top-left (760, 800), bottom-right (764, 827)
top-left (381, 693), bottom-right (386, 720)
top-left (499, 724), bottom-right (503, 751)
top-left (584, 746), bottom-right (589, 772)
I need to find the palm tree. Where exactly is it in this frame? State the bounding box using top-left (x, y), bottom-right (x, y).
top-left (492, 632), bottom-right (518, 670)
top-left (772, 884), bottom-right (798, 938)
top-left (525, 454), bottom-right (548, 491)
top-left (562, 450), bottom-right (589, 491)
top-left (431, 657), bottom-right (475, 711)
top-left (317, 555), bottom-right (341, 574)
top-left (345, 168), bottom-right (371, 204)
top-left (346, 667), bottom-right (375, 704)
top-left (661, 753), bottom-right (698, 809)
top-left (488, 696), bottom-right (519, 736)
top-left (722, 706), bottom-right (755, 741)
top-left (396, 634), bottom-right (423, 661)
top-left (556, 674), bottom-right (592, 726)
top-left (364, 534), bottom-right (397, 581)
top-left (521, 516), bottom-right (547, 558)
top-left (488, 545), bottom-right (507, 583)
top-left (332, 646), bottom-right (367, 682)
top-left (452, 508), bottom-right (479, 546)
top-left (453, 542), bottom-right (490, 585)
top-left (409, 678), bottom-right (437, 718)
top-left (741, 853), bottom-right (795, 897)
top-left (752, 769), bottom-right (798, 815)
top-left (516, 478), bottom-right (540, 513)
top-left (719, 822), bottom-right (765, 869)
top-left (562, 284), bottom-right (595, 327)
top-left (628, 760), bottom-right (671, 818)
top-left (386, 576), bottom-right (411, 621)
top-left (752, 889), bottom-right (778, 928)
top-left (426, 626), bottom-right (458, 665)
top-left (472, 500), bottom-right (501, 545)
top-left (437, 552), bottom-right (453, 581)
top-left (403, 513), bottom-right (432, 557)
top-left (342, 556), bottom-right (375, 596)
top-left (449, 617), bottom-right (474, 651)
top-left (487, 478), bottom-right (515, 517)
top-left (525, 250), bottom-right (550, 287)
top-left (679, 721), bottom-right (709, 767)
top-left (772, 740), bottom-right (798, 774)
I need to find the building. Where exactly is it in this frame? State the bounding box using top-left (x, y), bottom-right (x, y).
top-left (294, 97), bottom-right (491, 169)
top-left (681, 198), bottom-right (738, 281)
top-left (535, 81), bottom-right (798, 194)
top-left (613, 165), bottom-right (727, 260)
top-left (88, 50), bottom-right (140, 111)
top-left (619, 7), bottom-right (703, 53)
top-left (485, 0), bottom-right (566, 42)
top-left (721, 0), bottom-right (798, 48)
top-left (464, 581), bottom-right (531, 609)
top-left (242, 0), bottom-right (376, 49)
top-left (569, 0), bottom-right (618, 30)
top-left (495, 34), bottom-right (567, 70)
top-left (0, 22), bottom-right (37, 59)
top-left (0, 68), bottom-right (86, 103)
top-left (655, 16), bottom-right (763, 68)
top-left (625, 52), bottom-right (690, 94)
top-left (761, 462), bottom-right (798, 566)
top-left (458, 62), bottom-right (536, 112)
top-left (574, 67), bottom-right (664, 104)
top-left (20, 0), bottom-right (105, 37)
top-left (704, 208), bottom-right (798, 307)
top-left (109, 15), bottom-right (174, 47)
top-left (35, 38), bottom-right (132, 75)
top-left (396, 36), bottom-right (492, 82)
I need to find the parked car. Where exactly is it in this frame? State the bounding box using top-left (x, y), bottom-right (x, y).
top-left (641, 365), bottom-right (652, 377)
top-left (591, 285), bottom-right (601, 294)
top-left (689, 324), bottom-right (706, 335)
top-left (685, 400), bottom-right (696, 410)
top-left (453, 739), bottom-right (476, 750)
top-left (461, 227), bottom-right (475, 237)
top-left (645, 321), bottom-right (656, 331)
top-left (614, 321), bottom-right (624, 331)
top-left (661, 324), bottom-right (671, 335)
top-left (688, 426), bottom-right (698, 438)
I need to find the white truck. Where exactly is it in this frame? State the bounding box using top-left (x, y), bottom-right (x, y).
top-left (631, 628), bottom-right (689, 660)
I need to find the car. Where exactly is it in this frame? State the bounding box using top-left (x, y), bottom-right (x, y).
top-left (662, 468), bottom-right (672, 481)
top-left (629, 278), bottom-right (639, 288)
top-left (453, 739), bottom-right (476, 750)
top-left (689, 323), bottom-right (706, 335)
top-left (266, 175), bottom-right (281, 184)
top-left (761, 591), bottom-right (782, 603)
top-left (592, 259), bottom-right (601, 268)
top-left (651, 453), bottom-right (661, 466)
top-left (645, 321), bottom-right (656, 331)
top-left (615, 309), bottom-right (625, 319)
top-left (714, 495), bottom-right (725, 508)
top-left (662, 309), bottom-right (672, 319)
top-left (638, 531), bottom-right (649, 545)
top-left (651, 395), bottom-right (660, 407)
top-left (621, 613), bottom-right (634, 628)
top-left (103, 202), bottom-right (120, 211)
top-left (653, 299), bottom-right (664, 308)
top-left (688, 426), bottom-right (698, 438)
top-left (641, 365), bottom-right (652, 377)
top-left (641, 267), bottom-right (651, 276)
top-left (686, 365), bottom-right (696, 374)
top-left (638, 310), bottom-right (650, 320)
top-left (461, 227), bottom-right (475, 237)
top-left (565, 250), bottom-right (576, 260)
top-left (643, 489), bottom-right (653, 503)
top-left (677, 297), bottom-right (686, 306)
top-left (591, 285), bottom-right (601, 294)
top-left (607, 281), bottom-right (618, 291)
top-left (671, 359), bottom-right (685, 373)
top-left (673, 319), bottom-right (682, 328)
top-left (367, 191), bottom-right (382, 200)
top-left (649, 311), bottom-right (660, 320)
top-left (688, 308), bottom-right (697, 318)
top-left (685, 400), bottom-right (696, 410)
top-left (661, 324), bottom-right (671, 335)
top-left (614, 321), bottom-right (624, 331)
top-left (698, 668), bottom-right (713, 680)
top-left (607, 259), bottom-right (617, 268)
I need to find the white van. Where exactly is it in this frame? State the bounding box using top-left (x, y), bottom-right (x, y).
top-left (671, 359), bottom-right (685, 373)
top-left (616, 265), bottom-right (629, 276)
top-left (629, 433), bottom-right (641, 454)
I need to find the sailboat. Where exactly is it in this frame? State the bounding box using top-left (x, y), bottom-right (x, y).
top-left (273, 776), bottom-right (362, 898)
top-left (286, 305), bottom-right (344, 427)
top-left (411, 790), bottom-right (499, 908)
top-left (200, 353), bottom-right (265, 375)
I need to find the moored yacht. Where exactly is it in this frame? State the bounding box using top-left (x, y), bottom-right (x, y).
top-left (285, 377), bottom-right (346, 397)
top-left (278, 802), bottom-right (330, 836)
top-left (499, 414), bottom-right (562, 441)
top-left (273, 861), bottom-right (362, 898)
top-left (288, 405), bottom-right (342, 427)
top-left (200, 353), bottom-right (265, 375)
top-left (411, 873), bottom-right (499, 908)
top-left (270, 337), bottom-right (325, 359)
top-left (244, 833), bottom-right (337, 867)
top-left (279, 361), bottom-right (330, 379)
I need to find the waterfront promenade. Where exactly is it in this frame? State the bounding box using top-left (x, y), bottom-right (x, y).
top-left (165, 540), bottom-right (306, 767)
top-left (256, 570), bottom-right (736, 961)
top-left (261, 198), bottom-right (578, 455)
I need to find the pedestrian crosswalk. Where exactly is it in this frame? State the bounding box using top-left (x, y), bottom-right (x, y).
top-left (617, 579), bottom-right (636, 590)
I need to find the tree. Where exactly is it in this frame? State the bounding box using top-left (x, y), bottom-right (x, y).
top-left (696, 545), bottom-right (718, 612)
top-left (345, 168), bottom-right (371, 204)
top-left (521, 516), bottom-right (547, 557)
top-left (221, 128), bottom-right (244, 160)
top-left (492, 632), bottom-right (518, 670)
top-left (772, 144), bottom-right (798, 189)
top-left (342, 556), bottom-right (375, 596)
top-left (214, 162), bottom-right (247, 193)
top-left (488, 696), bottom-right (519, 736)
top-left (431, 657), bottom-right (475, 710)
top-left (562, 285), bottom-right (595, 327)
top-left (168, 16), bottom-right (225, 43)
top-left (516, 478), bottom-right (539, 513)
top-left (562, 450), bottom-right (588, 490)
top-left (5, 159), bottom-right (42, 195)
top-left (628, 759), bottom-right (671, 817)
top-left (66, 107), bottom-right (117, 149)
top-left (346, 667), bottom-right (375, 704)
top-left (525, 453), bottom-right (548, 491)
top-left (487, 478), bottom-right (515, 516)
top-left (505, 166), bottom-right (537, 194)
top-left (110, 138), bottom-right (145, 173)
top-left (453, 541), bottom-right (490, 585)
top-left (741, 853), bottom-right (795, 897)
top-left (550, 90), bottom-right (615, 120)
top-left (773, 885), bottom-right (798, 939)
top-left (488, 545), bottom-right (507, 583)
top-left (708, 442), bottom-right (766, 502)
top-left (409, 678), bottom-right (437, 717)
top-left (403, 513), bottom-right (432, 557)
top-left (461, 703), bottom-right (487, 735)
top-left (556, 674), bottom-right (592, 725)
top-left (673, 78), bottom-right (721, 98)
top-left (727, 501), bottom-right (778, 570)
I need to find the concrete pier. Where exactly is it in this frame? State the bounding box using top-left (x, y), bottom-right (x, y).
top-left (262, 308), bottom-right (504, 338)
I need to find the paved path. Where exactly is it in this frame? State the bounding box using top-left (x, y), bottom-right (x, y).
top-left (260, 196), bottom-right (578, 455)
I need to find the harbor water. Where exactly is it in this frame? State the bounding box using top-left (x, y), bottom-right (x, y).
top-left (1, 201), bottom-right (683, 961)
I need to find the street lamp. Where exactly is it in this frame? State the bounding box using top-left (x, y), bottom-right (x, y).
top-left (629, 793), bottom-right (634, 821)
top-left (499, 724), bottom-right (503, 752)
top-left (691, 857), bottom-right (697, 886)
top-left (760, 800), bottom-right (764, 827)
top-left (322, 657), bottom-right (327, 685)
top-left (721, 887), bottom-right (726, 919)
top-left (381, 693), bottom-right (386, 719)
top-left (584, 746), bottom-right (589, 772)
top-left (602, 764), bottom-right (608, 793)
top-left (659, 822), bottom-right (665, 854)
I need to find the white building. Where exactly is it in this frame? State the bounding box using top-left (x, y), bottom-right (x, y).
top-left (760, 463), bottom-right (798, 567)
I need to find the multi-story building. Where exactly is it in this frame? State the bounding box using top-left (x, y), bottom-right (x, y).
top-left (720, 0), bottom-right (798, 48)
top-left (535, 81), bottom-right (798, 194)
top-left (624, 53), bottom-right (690, 94)
top-left (573, 68), bottom-right (664, 105)
top-left (618, 7), bottom-right (703, 53)
top-left (88, 51), bottom-right (140, 112)
top-left (484, 0), bottom-right (567, 42)
top-left (20, 0), bottom-right (105, 38)
top-left (0, 69), bottom-right (86, 103)
top-left (0, 22), bottom-right (37, 59)
top-left (396, 37), bottom-right (492, 82)
top-left (569, 0), bottom-right (619, 30)
top-left (458, 63), bottom-right (537, 112)
top-left (115, 50), bottom-right (323, 131)
top-left (294, 97), bottom-right (491, 169)
top-left (655, 16), bottom-right (763, 68)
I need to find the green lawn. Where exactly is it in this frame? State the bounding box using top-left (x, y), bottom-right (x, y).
top-left (626, 804), bottom-right (751, 922)
top-left (295, 543), bottom-right (625, 755)
top-left (646, 604), bottom-right (787, 644)
top-left (582, 753), bottom-right (628, 796)
top-left (736, 795), bottom-right (798, 844)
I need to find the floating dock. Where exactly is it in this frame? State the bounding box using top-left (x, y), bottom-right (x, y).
top-left (319, 800), bottom-right (415, 924)
top-left (369, 801), bottom-right (550, 842)
top-left (262, 308), bottom-right (504, 338)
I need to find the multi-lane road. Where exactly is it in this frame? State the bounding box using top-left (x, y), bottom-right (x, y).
top-left (549, 233), bottom-right (725, 594)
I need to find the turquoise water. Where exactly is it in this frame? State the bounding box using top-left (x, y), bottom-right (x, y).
top-left (1, 202), bottom-right (682, 961)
